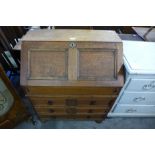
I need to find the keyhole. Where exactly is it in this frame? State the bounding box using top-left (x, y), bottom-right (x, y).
top-left (69, 42), bottom-right (76, 48)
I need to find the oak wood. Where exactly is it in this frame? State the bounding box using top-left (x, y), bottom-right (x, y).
top-left (30, 96), bottom-right (116, 107)
top-left (20, 41), bottom-right (123, 86)
top-left (20, 30), bottom-right (124, 120)
top-left (22, 29), bottom-right (122, 42)
top-left (24, 87), bottom-right (121, 95)
top-left (35, 107), bottom-right (109, 114)
top-left (68, 47), bottom-right (79, 80)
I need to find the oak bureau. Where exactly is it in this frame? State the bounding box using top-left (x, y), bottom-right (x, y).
top-left (20, 29), bottom-right (124, 121)
top-left (109, 41), bottom-right (155, 117)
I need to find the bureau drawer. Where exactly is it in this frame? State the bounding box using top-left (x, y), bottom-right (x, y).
top-left (34, 106), bottom-right (109, 115)
top-left (126, 79), bottom-right (155, 92)
top-left (113, 105), bottom-right (155, 114)
top-left (118, 92), bottom-right (155, 105)
top-left (25, 87), bottom-right (121, 95)
top-left (29, 96), bottom-right (116, 107)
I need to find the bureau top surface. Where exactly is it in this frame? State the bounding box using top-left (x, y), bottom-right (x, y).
top-left (123, 41), bottom-right (155, 74)
top-left (22, 29), bottom-right (122, 42)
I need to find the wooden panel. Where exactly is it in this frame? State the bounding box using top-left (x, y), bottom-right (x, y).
top-left (28, 49), bottom-right (68, 80)
top-left (20, 41), bottom-right (69, 86)
top-left (26, 74), bottom-right (124, 87)
top-left (23, 70), bottom-right (124, 87)
top-left (68, 47), bottom-right (78, 80)
top-left (79, 48), bottom-right (116, 80)
top-left (20, 31), bottom-right (123, 87)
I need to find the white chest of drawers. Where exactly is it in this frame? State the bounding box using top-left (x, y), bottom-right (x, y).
top-left (108, 41), bottom-right (155, 117)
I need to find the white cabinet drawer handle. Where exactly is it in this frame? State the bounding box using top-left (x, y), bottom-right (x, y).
top-left (143, 81), bottom-right (155, 90)
top-left (133, 97), bottom-right (145, 102)
top-left (126, 109), bottom-right (137, 113)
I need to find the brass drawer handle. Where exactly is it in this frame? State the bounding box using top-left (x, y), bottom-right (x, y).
top-left (66, 108), bottom-right (77, 114)
top-left (47, 100), bottom-right (53, 105)
top-left (65, 99), bottom-right (78, 106)
top-left (90, 100), bottom-right (96, 105)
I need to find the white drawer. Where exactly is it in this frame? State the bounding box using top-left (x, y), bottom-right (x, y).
top-left (126, 78), bottom-right (155, 92)
top-left (113, 105), bottom-right (155, 114)
top-left (118, 91), bottom-right (155, 105)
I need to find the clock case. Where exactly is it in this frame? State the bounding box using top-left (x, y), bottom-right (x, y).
top-left (0, 65), bottom-right (28, 128)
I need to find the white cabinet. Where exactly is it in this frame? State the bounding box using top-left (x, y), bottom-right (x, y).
top-left (108, 41), bottom-right (155, 117)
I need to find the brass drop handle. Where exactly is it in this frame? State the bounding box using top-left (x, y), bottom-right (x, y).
top-left (133, 97), bottom-right (145, 102)
top-left (143, 81), bottom-right (155, 90)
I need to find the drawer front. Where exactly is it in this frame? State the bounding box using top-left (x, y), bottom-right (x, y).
top-left (30, 96), bottom-right (116, 107)
top-left (113, 105), bottom-right (155, 114)
top-left (34, 106), bottom-right (109, 115)
top-left (126, 79), bottom-right (155, 92)
top-left (25, 87), bottom-right (121, 95)
top-left (118, 92), bottom-right (155, 105)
